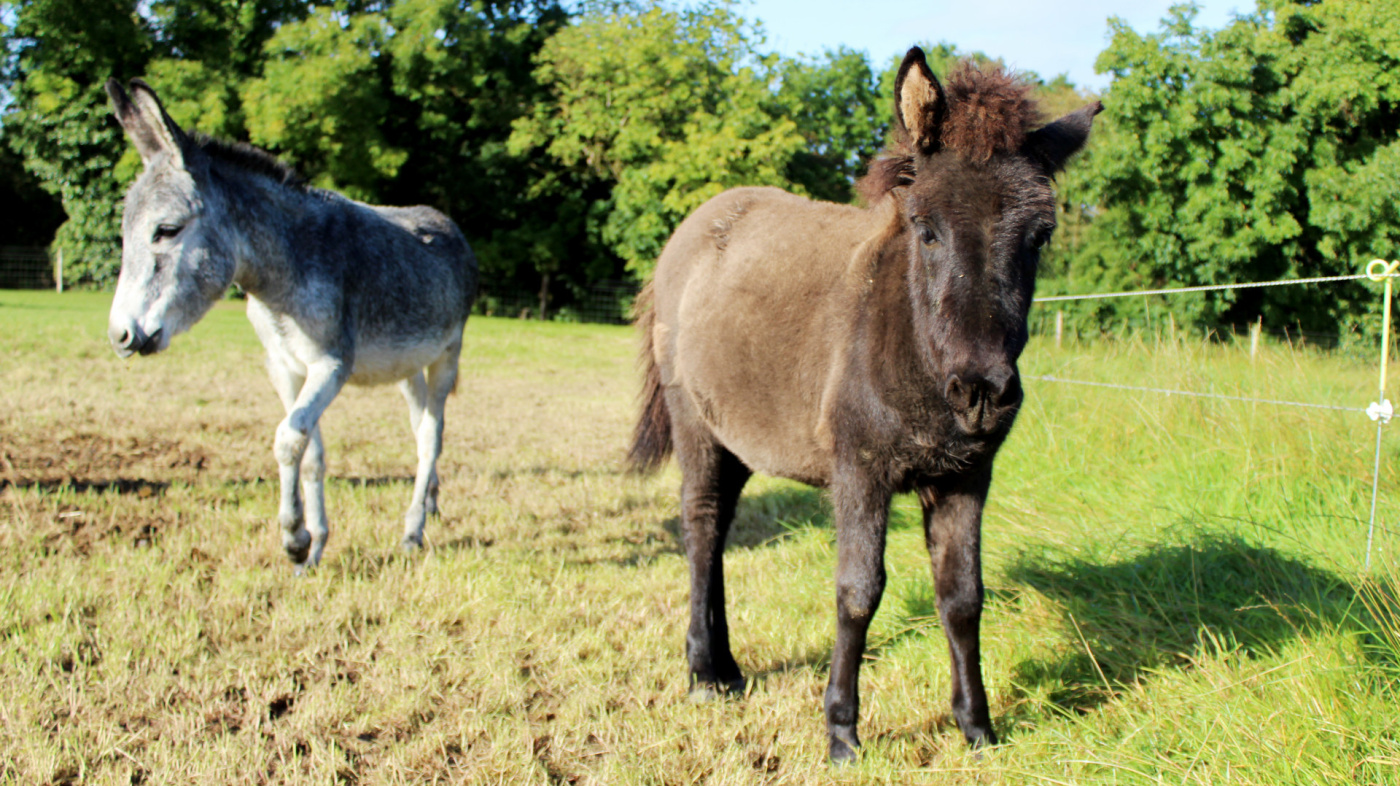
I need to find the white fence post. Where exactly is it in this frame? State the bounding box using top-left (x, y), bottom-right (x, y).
top-left (55, 248), bottom-right (63, 293)
top-left (1055, 310), bottom-right (1063, 348)
top-left (1250, 318), bottom-right (1260, 361)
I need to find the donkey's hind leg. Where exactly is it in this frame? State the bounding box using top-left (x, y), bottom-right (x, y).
top-left (671, 389), bottom-right (751, 698)
top-left (401, 340), bottom-right (460, 550)
top-left (398, 371), bottom-right (438, 516)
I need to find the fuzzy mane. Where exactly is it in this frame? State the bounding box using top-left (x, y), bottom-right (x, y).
top-left (858, 60), bottom-right (1040, 204)
top-left (193, 133), bottom-right (306, 190)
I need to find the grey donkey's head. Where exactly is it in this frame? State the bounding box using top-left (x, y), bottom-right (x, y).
top-left (105, 79), bottom-right (238, 358)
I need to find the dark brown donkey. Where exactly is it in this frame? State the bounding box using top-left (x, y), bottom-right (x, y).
top-left (629, 47), bottom-right (1101, 761)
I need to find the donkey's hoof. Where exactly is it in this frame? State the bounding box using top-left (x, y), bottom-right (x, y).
top-left (827, 726), bottom-right (860, 764)
top-left (283, 530), bottom-right (313, 564)
top-left (688, 676), bottom-right (745, 702)
top-left (964, 726), bottom-right (998, 751)
top-left (400, 534), bottom-right (423, 552)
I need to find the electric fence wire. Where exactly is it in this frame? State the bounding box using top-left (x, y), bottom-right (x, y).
top-left (1021, 375), bottom-right (1367, 413)
top-left (1028, 262), bottom-right (1400, 568)
top-left (1032, 271), bottom-right (1395, 303)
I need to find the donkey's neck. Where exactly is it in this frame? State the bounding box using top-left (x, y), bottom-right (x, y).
top-left (215, 169), bottom-right (314, 300)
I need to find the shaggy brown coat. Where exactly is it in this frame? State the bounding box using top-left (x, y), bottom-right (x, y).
top-left (631, 47), bottom-right (1101, 762)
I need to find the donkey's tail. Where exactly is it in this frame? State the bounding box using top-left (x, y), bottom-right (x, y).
top-left (627, 283), bottom-right (673, 474)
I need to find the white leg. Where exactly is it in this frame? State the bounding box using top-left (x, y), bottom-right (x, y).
top-left (301, 425), bottom-right (328, 566)
top-left (402, 342), bottom-right (459, 550)
top-left (270, 356), bottom-right (347, 566)
top-left (398, 372), bottom-right (437, 515)
top-left (266, 358), bottom-right (311, 564)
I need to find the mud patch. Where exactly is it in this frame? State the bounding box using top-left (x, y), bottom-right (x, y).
top-left (31, 503), bottom-right (181, 557)
top-left (0, 432), bottom-right (209, 488)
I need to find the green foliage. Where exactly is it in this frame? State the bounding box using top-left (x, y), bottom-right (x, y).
top-left (1, 0), bottom-right (152, 283)
top-left (773, 46), bottom-right (883, 204)
top-left (242, 9), bottom-right (402, 199)
top-left (510, 1), bottom-right (806, 277)
top-left (377, 0), bottom-right (581, 296)
top-left (1056, 0), bottom-right (1400, 335)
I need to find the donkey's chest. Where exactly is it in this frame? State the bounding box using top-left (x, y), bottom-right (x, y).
top-left (846, 399), bottom-right (1003, 485)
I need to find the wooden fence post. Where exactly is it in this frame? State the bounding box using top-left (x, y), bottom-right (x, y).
top-left (1250, 318), bottom-right (1261, 360)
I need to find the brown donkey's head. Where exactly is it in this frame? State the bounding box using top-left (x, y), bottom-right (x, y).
top-left (861, 47), bottom-right (1100, 436)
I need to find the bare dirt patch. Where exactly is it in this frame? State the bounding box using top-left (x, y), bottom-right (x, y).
top-left (0, 431), bottom-right (209, 489)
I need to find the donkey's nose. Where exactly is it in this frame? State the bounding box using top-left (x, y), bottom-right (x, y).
top-left (108, 320), bottom-right (147, 358)
top-left (944, 367), bottom-right (1021, 433)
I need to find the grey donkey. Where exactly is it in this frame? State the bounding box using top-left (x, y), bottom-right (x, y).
top-left (105, 78), bottom-right (478, 568)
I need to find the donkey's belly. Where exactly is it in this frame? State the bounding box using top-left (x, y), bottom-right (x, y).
top-left (675, 342), bottom-right (836, 487)
top-left (348, 335), bottom-right (456, 385)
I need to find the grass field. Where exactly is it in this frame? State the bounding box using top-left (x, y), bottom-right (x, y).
top-left (3, 289), bottom-right (1400, 784)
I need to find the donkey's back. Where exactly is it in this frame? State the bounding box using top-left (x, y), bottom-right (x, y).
top-left (649, 185), bottom-right (893, 484)
top-left (282, 195), bottom-right (478, 386)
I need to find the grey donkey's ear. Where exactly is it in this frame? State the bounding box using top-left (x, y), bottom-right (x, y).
top-left (106, 78), bottom-right (188, 167)
top-left (1025, 100), bottom-right (1103, 174)
top-left (894, 47), bottom-right (946, 154)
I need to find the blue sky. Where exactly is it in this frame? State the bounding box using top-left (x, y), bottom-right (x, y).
top-left (740, 0), bottom-right (1252, 91)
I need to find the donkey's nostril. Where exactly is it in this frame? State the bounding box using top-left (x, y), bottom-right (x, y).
top-left (944, 374), bottom-right (978, 412)
top-left (136, 327), bottom-right (163, 355)
top-left (109, 321), bottom-right (145, 357)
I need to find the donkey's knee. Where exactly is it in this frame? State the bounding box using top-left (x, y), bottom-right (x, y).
top-left (836, 571), bottom-right (887, 627)
top-left (274, 419), bottom-right (310, 467)
top-left (300, 429), bottom-right (325, 478)
top-left (936, 574), bottom-right (984, 630)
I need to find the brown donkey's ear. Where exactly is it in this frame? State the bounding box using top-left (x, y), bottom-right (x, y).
top-left (1024, 100), bottom-right (1103, 174)
top-left (106, 78), bottom-right (188, 168)
top-left (894, 47), bottom-right (945, 154)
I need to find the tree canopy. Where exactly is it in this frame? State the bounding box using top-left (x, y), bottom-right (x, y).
top-left (1058, 0), bottom-right (1400, 334)
top-left (3, 0), bottom-right (1395, 335)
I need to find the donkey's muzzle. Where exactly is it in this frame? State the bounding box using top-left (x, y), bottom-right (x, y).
top-left (108, 321), bottom-right (162, 358)
top-left (944, 368), bottom-right (1022, 435)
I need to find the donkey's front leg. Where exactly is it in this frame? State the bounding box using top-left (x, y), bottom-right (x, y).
top-left (273, 357), bottom-right (347, 566)
top-left (825, 475), bottom-right (891, 763)
top-left (919, 470), bottom-right (996, 748)
top-left (401, 343), bottom-right (459, 551)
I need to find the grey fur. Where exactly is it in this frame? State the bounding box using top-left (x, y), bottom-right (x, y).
top-left (105, 78), bottom-right (478, 567)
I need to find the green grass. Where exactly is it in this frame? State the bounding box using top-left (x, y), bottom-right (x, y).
top-left (3, 289), bottom-right (1400, 784)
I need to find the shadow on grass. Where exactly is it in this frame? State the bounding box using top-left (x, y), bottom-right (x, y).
top-left (658, 485), bottom-right (832, 553)
top-left (997, 531), bottom-right (1358, 725)
top-left (333, 475), bottom-right (415, 488)
top-left (1, 477), bottom-right (172, 496)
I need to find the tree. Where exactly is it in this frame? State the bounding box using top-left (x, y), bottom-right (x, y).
top-left (241, 8), bottom-right (403, 199)
top-left (1058, 0), bottom-right (1400, 334)
top-left (0, 0), bottom-right (306, 284)
top-left (510, 0), bottom-right (806, 278)
top-left (2, 0), bottom-right (151, 285)
top-left (773, 46), bottom-right (883, 204)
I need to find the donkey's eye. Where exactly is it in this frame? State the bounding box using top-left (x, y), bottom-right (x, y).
top-left (917, 223), bottom-right (939, 246)
top-left (1030, 226), bottom-right (1055, 249)
top-left (152, 224), bottom-right (183, 243)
